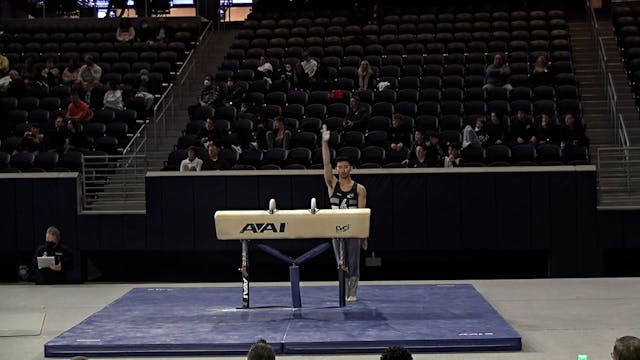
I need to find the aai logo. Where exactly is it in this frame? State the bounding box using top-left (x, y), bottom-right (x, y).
top-left (240, 223), bottom-right (287, 233)
top-left (336, 224), bottom-right (351, 233)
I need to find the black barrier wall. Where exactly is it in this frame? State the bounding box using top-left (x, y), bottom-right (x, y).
top-left (145, 166), bottom-right (599, 277)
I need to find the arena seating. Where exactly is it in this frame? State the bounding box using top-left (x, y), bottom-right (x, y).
top-left (0, 17), bottom-right (203, 172)
top-left (612, 6), bottom-right (640, 103)
top-left (172, 8), bottom-right (587, 169)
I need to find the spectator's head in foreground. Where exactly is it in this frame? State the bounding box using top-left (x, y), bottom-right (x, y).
top-left (612, 335), bottom-right (640, 360)
top-left (247, 339), bottom-right (275, 360)
top-left (380, 345), bottom-right (413, 360)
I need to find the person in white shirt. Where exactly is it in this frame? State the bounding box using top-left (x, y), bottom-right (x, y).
top-left (103, 80), bottom-right (124, 111)
top-left (301, 52), bottom-right (318, 80)
top-left (180, 146), bottom-right (203, 172)
top-left (444, 143), bottom-right (462, 168)
top-left (257, 56), bottom-right (273, 83)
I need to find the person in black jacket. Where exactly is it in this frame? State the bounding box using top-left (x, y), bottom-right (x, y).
top-left (537, 113), bottom-right (561, 145)
top-left (343, 96), bottom-right (369, 132)
top-left (33, 227), bottom-right (72, 285)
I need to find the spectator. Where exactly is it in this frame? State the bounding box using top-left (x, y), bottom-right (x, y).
top-left (407, 128), bottom-right (427, 161)
top-left (483, 53), bottom-right (512, 92)
top-left (380, 346), bottom-right (413, 360)
top-left (343, 96), bottom-right (369, 131)
top-left (133, 69), bottom-right (155, 112)
top-left (406, 144), bottom-right (428, 168)
top-left (77, 55), bottom-right (102, 100)
top-left (357, 60), bottom-right (375, 90)
top-left (180, 146), bottom-right (203, 172)
top-left (388, 113), bottom-right (411, 152)
top-left (281, 62), bottom-right (294, 83)
top-left (425, 133), bottom-right (446, 167)
top-left (247, 339), bottom-right (275, 360)
top-left (40, 56), bottom-right (61, 87)
top-left (485, 111), bottom-right (507, 145)
top-left (531, 55), bottom-right (552, 87)
top-left (197, 117), bottom-right (222, 145)
top-left (116, 17), bottom-right (136, 43)
top-left (155, 17), bottom-right (172, 43)
top-left (293, 62), bottom-right (309, 91)
top-left (254, 115), bottom-right (270, 150)
top-left (137, 19), bottom-right (155, 43)
top-left (46, 115), bottom-right (69, 154)
top-left (462, 123), bottom-right (481, 148)
top-left (510, 110), bottom-right (535, 145)
top-left (215, 77), bottom-right (244, 107)
top-left (33, 226), bottom-right (72, 285)
top-left (66, 91), bottom-right (92, 123)
top-left (21, 57), bottom-right (38, 83)
top-left (561, 113), bottom-right (588, 149)
top-left (62, 57), bottom-right (81, 85)
top-left (103, 80), bottom-right (124, 111)
top-left (301, 52), bottom-right (318, 82)
top-left (20, 123), bottom-right (45, 153)
top-left (201, 142), bottom-right (230, 170)
top-left (470, 117), bottom-right (490, 146)
top-left (612, 335), bottom-right (640, 360)
top-left (0, 51), bottom-right (8, 77)
top-left (6, 70), bottom-right (25, 98)
top-left (257, 56), bottom-right (273, 83)
top-left (537, 113), bottom-right (560, 145)
top-left (444, 142), bottom-right (462, 167)
top-left (266, 116), bottom-right (291, 150)
top-left (187, 74), bottom-right (216, 120)
top-left (65, 120), bottom-right (92, 153)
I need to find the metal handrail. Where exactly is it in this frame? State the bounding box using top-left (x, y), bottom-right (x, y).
top-left (619, 114), bottom-right (630, 148)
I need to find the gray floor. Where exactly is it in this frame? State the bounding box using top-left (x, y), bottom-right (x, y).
top-left (1, 278), bottom-right (639, 360)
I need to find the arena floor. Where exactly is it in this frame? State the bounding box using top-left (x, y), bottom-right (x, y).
top-left (1, 278), bottom-right (639, 360)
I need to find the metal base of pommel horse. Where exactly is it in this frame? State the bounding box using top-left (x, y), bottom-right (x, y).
top-left (214, 198), bottom-right (371, 309)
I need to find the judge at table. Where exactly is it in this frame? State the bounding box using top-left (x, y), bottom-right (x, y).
top-left (34, 227), bottom-right (72, 285)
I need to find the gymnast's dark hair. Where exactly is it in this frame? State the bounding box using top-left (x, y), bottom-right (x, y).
top-left (380, 345), bottom-right (413, 360)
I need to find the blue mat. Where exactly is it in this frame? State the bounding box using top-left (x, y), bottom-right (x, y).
top-left (45, 284), bottom-right (521, 357)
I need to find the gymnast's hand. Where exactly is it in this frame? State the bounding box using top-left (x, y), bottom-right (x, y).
top-left (321, 124), bottom-right (330, 142)
top-left (360, 238), bottom-right (368, 251)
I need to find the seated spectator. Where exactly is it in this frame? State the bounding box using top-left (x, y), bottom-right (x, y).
top-left (472, 116), bottom-right (490, 146)
top-left (62, 57), bottom-right (81, 85)
top-left (357, 60), bottom-right (375, 90)
top-left (215, 77), bottom-right (244, 107)
top-left (6, 70), bottom-right (25, 98)
top-left (66, 91), bottom-right (92, 123)
top-left (254, 115), bottom-right (270, 150)
top-left (33, 226), bottom-right (72, 285)
top-left (116, 18), bottom-right (136, 43)
top-left (388, 113), bottom-right (411, 152)
top-left (197, 117), bottom-right (222, 145)
top-left (77, 55), bottom-right (102, 101)
top-left (530, 55), bottom-right (552, 87)
top-left (444, 142), bottom-right (462, 168)
top-left (0, 51), bottom-right (8, 77)
top-left (537, 113), bottom-right (560, 145)
top-left (301, 52), bottom-right (318, 83)
top-left (313, 62), bottom-right (331, 90)
top-left (483, 53), bottom-right (512, 92)
top-left (281, 62), bottom-right (294, 83)
top-left (485, 111), bottom-right (507, 145)
top-left (20, 123), bottom-right (45, 153)
top-left (187, 74), bottom-right (217, 120)
top-left (380, 345), bottom-right (413, 360)
top-left (133, 69), bottom-right (155, 112)
top-left (293, 62), bottom-right (309, 91)
top-left (561, 113), bottom-right (589, 149)
top-left (257, 56), bottom-right (273, 83)
top-left (407, 128), bottom-right (427, 160)
top-left (247, 339), bottom-right (275, 360)
top-left (425, 133), bottom-right (446, 167)
top-left (103, 80), bottom-right (124, 111)
top-left (343, 96), bottom-right (369, 131)
top-left (202, 142), bottom-right (230, 170)
top-left (510, 110), bottom-right (535, 145)
top-left (65, 120), bottom-right (92, 153)
top-left (406, 144), bottom-right (428, 168)
top-left (180, 146), bottom-right (203, 172)
top-left (155, 17), bottom-right (173, 43)
top-left (46, 115), bottom-right (69, 154)
top-left (21, 57), bottom-right (38, 83)
top-left (266, 116), bottom-right (291, 150)
top-left (612, 335), bottom-right (640, 360)
top-left (137, 19), bottom-right (155, 43)
top-left (462, 118), bottom-right (487, 148)
top-left (40, 56), bottom-right (61, 87)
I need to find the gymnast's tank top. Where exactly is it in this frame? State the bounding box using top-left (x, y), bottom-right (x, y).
top-left (330, 181), bottom-right (359, 210)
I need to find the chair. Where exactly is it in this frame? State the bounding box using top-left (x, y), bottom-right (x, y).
top-left (287, 147), bottom-right (312, 167)
top-left (362, 146), bottom-right (386, 165)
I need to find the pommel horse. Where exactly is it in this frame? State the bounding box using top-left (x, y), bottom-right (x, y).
top-left (214, 198), bottom-right (371, 308)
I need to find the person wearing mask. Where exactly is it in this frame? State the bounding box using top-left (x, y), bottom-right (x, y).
top-left (33, 227), bottom-right (72, 285)
top-left (187, 74), bottom-right (217, 120)
top-left (103, 80), bottom-right (124, 111)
